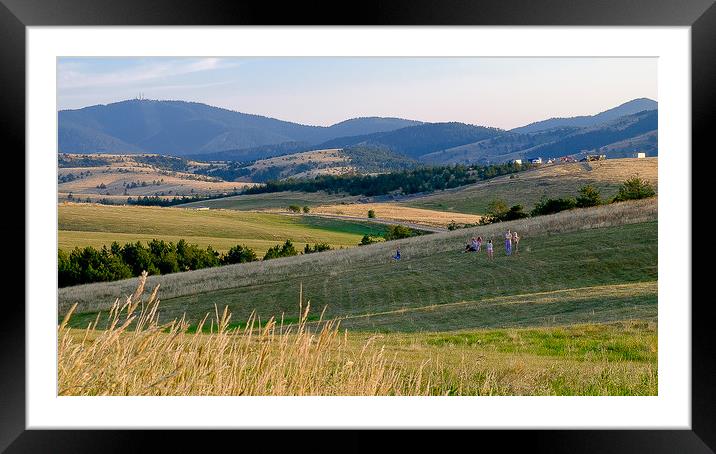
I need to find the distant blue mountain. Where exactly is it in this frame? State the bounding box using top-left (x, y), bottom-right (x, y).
top-left (511, 98), bottom-right (657, 134)
top-left (58, 99), bottom-right (422, 155)
top-left (314, 122), bottom-right (503, 159)
top-left (58, 98), bottom-right (658, 165)
top-left (422, 109), bottom-right (658, 165)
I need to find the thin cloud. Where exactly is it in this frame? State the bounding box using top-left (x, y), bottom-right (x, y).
top-left (58, 58), bottom-right (235, 90)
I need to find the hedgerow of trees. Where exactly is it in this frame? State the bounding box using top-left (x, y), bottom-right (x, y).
top-left (243, 162), bottom-right (530, 198)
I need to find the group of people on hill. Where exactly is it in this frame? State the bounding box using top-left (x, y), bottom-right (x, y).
top-left (464, 229), bottom-right (520, 258)
top-left (391, 228), bottom-right (521, 261)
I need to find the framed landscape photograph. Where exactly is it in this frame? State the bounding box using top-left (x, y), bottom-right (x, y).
top-left (7, 0), bottom-right (712, 450)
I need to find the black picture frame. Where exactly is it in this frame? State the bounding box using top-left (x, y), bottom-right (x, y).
top-left (4, 0), bottom-right (711, 451)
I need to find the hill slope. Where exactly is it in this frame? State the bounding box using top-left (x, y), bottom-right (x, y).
top-left (405, 158), bottom-right (657, 215)
top-left (422, 110), bottom-right (658, 165)
top-left (511, 98), bottom-right (657, 134)
top-left (60, 199), bottom-right (657, 335)
top-left (58, 100), bottom-right (421, 155)
top-left (58, 202), bottom-right (388, 256)
top-left (314, 122), bottom-right (503, 160)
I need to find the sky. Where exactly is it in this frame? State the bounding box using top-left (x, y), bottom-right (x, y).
top-left (57, 57), bottom-right (657, 130)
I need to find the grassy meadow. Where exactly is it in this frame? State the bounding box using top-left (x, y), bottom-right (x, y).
top-left (178, 190), bottom-right (361, 211)
top-left (59, 273), bottom-right (656, 396)
top-left (404, 158), bottom-right (658, 214)
top-left (60, 198), bottom-right (657, 321)
top-left (58, 202), bottom-right (387, 255)
top-left (57, 180), bottom-right (658, 396)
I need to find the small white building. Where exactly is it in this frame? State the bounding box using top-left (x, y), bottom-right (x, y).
top-left (635, 152), bottom-right (646, 158)
top-left (511, 159), bottom-right (522, 165)
top-left (528, 157), bottom-right (542, 164)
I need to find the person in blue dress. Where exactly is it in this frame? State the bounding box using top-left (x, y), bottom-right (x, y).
top-left (392, 246), bottom-right (401, 260)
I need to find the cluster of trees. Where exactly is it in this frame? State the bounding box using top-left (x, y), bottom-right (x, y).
top-left (125, 180), bottom-right (163, 189)
top-left (194, 164), bottom-right (252, 182)
top-left (288, 205), bottom-right (310, 213)
top-left (472, 176), bottom-right (656, 226)
top-left (244, 162), bottom-right (529, 198)
top-left (304, 242), bottom-right (332, 254)
top-left (133, 155), bottom-right (189, 172)
top-left (359, 224), bottom-right (419, 245)
top-left (342, 144), bottom-right (418, 172)
top-left (59, 239), bottom-right (339, 287)
top-left (58, 155), bottom-right (111, 168)
top-left (58, 239), bottom-right (226, 287)
top-left (262, 240), bottom-right (298, 260)
top-left (126, 192), bottom-right (241, 207)
top-left (59, 170), bottom-right (92, 184)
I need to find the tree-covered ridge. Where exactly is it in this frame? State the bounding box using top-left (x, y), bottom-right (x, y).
top-left (317, 122), bottom-right (503, 159)
top-left (244, 162), bottom-right (531, 197)
top-left (342, 144), bottom-right (418, 172)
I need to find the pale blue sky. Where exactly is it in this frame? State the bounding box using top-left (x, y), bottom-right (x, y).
top-left (57, 57), bottom-right (657, 129)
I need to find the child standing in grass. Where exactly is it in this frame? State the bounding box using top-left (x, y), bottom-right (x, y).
top-left (512, 231), bottom-right (520, 255)
top-left (392, 246), bottom-right (401, 260)
top-left (505, 229), bottom-right (512, 256)
top-left (486, 239), bottom-right (493, 259)
top-left (476, 236), bottom-right (482, 253)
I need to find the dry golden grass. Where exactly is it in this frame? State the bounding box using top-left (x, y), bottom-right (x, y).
top-left (406, 158), bottom-right (657, 214)
top-left (244, 148), bottom-right (357, 180)
top-left (58, 273), bottom-right (657, 396)
top-left (283, 203), bottom-right (483, 228)
top-left (247, 149), bottom-right (347, 170)
top-left (58, 153), bottom-right (256, 201)
top-left (59, 273), bottom-right (432, 396)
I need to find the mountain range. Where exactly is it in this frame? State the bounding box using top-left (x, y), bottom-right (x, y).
top-left (58, 97), bottom-right (657, 165)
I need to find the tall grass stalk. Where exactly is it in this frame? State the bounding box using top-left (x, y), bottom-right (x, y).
top-left (58, 272), bottom-right (440, 396)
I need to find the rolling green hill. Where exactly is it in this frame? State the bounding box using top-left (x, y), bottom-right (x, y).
top-left (58, 203), bottom-right (388, 256)
top-left (60, 198), bottom-right (657, 334)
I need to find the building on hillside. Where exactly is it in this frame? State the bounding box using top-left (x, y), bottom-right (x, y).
top-left (546, 158), bottom-right (555, 164)
top-left (584, 154), bottom-right (607, 162)
top-left (511, 159), bottom-right (522, 165)
top-left (560, 156), bottom-right (577, 163)
top-left (527, 157), bottom-right (542, 164)
top-left (635, 152), bottom-right (647, 158)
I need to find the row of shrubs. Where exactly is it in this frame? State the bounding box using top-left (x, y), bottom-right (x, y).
top-left (448, 176), bottom-right (656, 229)
top-left (58, 238), bottom-right (332, 288)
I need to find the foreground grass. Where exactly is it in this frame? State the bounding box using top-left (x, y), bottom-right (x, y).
top-left (58, 202), bottom-right (387, 254)
top-left (59, 274), bottom-right (656, 396)
top-left (405, 158), bottom-right (658, 215)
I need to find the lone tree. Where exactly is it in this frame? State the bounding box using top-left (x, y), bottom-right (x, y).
top-left (367, 209), bottom-right (376, 218)
top-left (612, 176), bottom-right (656, 202)
top-left (288, 205), bottom-right (301, 213)
top-left (487, 199), bottom-right (509, 219)
top-left (384, 225), bottom-right (415, 240)
top-left (576, 185), bottom-right (603, 207)
top-left (302, 206), bottom-right (310, 213)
